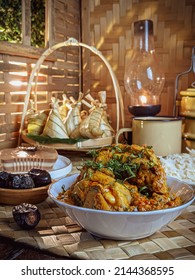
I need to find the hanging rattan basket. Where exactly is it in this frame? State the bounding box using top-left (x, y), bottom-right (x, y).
top-left (19, 38), bottom-right (124, 150)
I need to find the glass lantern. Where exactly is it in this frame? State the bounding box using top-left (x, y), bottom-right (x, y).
top-left (124, 19), bottom-right (165, 116)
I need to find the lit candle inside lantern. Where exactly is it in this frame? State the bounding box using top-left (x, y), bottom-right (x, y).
top-left (139, 95), bottom-right (148, 105)
top-left (124, 19), bottom-right (165, 116)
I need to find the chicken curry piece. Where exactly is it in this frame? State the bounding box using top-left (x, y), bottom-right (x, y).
top-left (58, 144), bottom-right (182, 211)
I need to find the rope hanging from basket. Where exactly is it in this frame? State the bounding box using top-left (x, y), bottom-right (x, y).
top-left (18, 37), bottom-right (125, 146)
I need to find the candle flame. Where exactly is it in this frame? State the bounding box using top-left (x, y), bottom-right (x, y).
top-left (140, 95), bottom-right (147, 105)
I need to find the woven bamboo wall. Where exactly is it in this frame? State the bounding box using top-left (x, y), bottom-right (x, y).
top-left (0, 0), bottom-right (80, 149)
top-left (81, 0), bottom-right (195, 128)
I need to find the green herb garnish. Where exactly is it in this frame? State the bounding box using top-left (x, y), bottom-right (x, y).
top-left (139, 185), bottom-right (152, 198)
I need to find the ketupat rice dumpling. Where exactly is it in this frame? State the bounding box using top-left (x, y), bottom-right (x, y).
top-left (42, 97), bottom-right (69, 139)
top-left (25, 91), bottom-right (114, 141)
top-left (57, 144), bottom-right (182, 212)
top-left (25, 100), bottom-right (49, 135)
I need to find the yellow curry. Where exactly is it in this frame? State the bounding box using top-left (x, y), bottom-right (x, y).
top-left (57, 144), bottom-right (182, 211)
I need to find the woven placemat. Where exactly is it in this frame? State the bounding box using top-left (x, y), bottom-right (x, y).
top-left (0, 159), bottom-right (195, 260)
top-left (0, 197), bottom-right (195, 260)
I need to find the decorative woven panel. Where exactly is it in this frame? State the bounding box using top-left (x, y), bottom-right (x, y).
top-left (0, 0), bottom-right (80, 149)
top-left (81, 0), bottom-right (195, 127)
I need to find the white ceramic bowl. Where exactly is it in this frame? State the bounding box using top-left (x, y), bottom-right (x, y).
top-left (48, 174), bottom-right (195, 240)
top-left (49, 155), bottom-right (72, 180)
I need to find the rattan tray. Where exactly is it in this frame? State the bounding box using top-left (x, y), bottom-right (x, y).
top-left (18, 38), bottom-right (124, 150)
top-left (21, 130), bottom-right (114, 151)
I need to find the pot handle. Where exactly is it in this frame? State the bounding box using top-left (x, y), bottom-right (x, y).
top-left (115, 128), bottom-right (132, 144)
